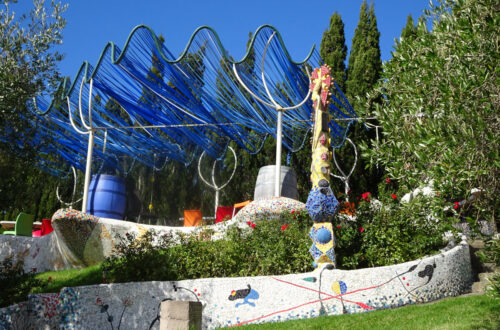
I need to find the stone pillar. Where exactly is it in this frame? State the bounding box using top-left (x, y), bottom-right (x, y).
top-left (160, 300), bottom-right (202, 330)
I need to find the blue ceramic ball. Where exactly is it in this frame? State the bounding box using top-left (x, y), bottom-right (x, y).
top-left (316, 227), bottom-right (332, 243)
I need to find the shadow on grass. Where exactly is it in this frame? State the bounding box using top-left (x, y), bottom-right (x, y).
top-left (31, 264), bottom-right (103, 294)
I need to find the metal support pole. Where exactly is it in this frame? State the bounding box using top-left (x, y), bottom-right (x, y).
top-left (82, 129), bottom-right (94, 213)
top-left (275, 109), bottom-right (283, 197)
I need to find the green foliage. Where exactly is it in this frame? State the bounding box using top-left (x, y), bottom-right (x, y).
top-left (400, 14), bottom-right (418, 44)
top-left (477, 237), bottom-right (500, 299)
top-left (320, 11), bottom-right (347, 91)
top-left (361, 0), bottom-right (500, 224)
top-left (488, 273), bottom-right (500, 299)
top-left (0, 0), bottom-right (67, 221)
top-left (323, 0), bottom-right (383, 200)
top-left (335, 183), bottom-right (453, 269)
top-left (346, 0), bottom-right (382, 101)
top-left (0, 0), bottom-right (67, 155)
top-left (0, 155), bottom-right (62, 221)
top-left (102, 211), bottom-right (314, 282)
top-left (478, 237), bottom-right (500, 267)
top-left (0, 256), bottom-right (47, 307)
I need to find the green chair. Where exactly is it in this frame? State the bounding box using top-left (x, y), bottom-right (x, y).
top-left (3, 213), bottom-right (35, 237)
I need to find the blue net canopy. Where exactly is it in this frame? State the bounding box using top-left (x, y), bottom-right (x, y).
top-left (28, 25), bottom-right (357, 175)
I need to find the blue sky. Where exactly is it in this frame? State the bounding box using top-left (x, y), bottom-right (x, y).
top-left (13, 0), bottom-right (431, 78)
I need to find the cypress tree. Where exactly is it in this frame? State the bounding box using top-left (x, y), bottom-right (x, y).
top-left (400, 14), bottom-right (417, 43)
top-left (320, 11), bottom-right (347, 91)
top-left (346, 0), bottom-right (382, 101)
top-left (335, 0), bottom-right (383, 200)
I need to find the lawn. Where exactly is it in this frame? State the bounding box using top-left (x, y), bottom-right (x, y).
top-left (241, 294), bottom-right (499, 330)
top-left (31, 264), bottom-right (103, 294)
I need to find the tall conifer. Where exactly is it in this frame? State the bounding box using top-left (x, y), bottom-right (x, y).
top-left (346, 0), bottom-right (382, 101)
top-left (320, 11), bottom-right (347, 91)
top-left (338, 0), bottom-right (383, 199)
top-left (400, 14), bottom-right (417, 43)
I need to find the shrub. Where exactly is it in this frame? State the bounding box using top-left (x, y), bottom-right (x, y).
top-left (335, 184), bottom-right (456, 269)
top-left (360, 0), bottom-right (499, 227)
top-left (102, 210), bottom-right (314, 283)
top-left (0, 256), bottom-right (47, 307)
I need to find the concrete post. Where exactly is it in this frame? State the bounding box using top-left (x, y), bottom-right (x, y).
top-left (160, 300), bottom-right (202, 330)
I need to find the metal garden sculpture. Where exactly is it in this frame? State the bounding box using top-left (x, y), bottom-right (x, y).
top-left (306, 65), bottom-right (340, 268)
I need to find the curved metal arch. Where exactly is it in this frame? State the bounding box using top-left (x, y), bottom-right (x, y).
top-left (36, 24), bottom-right (316, 115)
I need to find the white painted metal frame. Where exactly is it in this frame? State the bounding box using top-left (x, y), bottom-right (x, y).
top-left (197, 146), bottom-right (237, 217)
top-left (232, 32), bottom-right (311, 197)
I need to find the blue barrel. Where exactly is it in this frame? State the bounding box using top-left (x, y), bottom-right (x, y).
top-left (87, 174), bottom-right (126, 219)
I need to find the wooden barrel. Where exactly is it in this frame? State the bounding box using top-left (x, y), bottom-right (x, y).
top-left (87, 174), bottom-right (126, 219)
top-left (253, 165), bottom-right (299, 200)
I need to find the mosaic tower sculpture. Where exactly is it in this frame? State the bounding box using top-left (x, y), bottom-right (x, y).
top-left (306, 65), bottom-right (340, 268)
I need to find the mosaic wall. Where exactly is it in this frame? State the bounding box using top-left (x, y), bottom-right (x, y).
top-left (1, 200), bottom-right (304, 273)
top-left (0, 242), bottom-right (473, 329)
top-left (0, 231), bottom-right (66, 273)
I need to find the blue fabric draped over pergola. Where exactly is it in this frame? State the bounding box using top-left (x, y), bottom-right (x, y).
top-left (25, 24), bottom-right (356, 176)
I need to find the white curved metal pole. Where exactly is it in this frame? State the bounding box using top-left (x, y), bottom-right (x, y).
top-left (198, 147), bottom-right (238, 217)
top-left (67, 97), bottom-right (90, 135)
top-left (82, 129), bottom-right (94, 213)
top-left (81, 79), bottom-right (95, 213)
top-left (275, 109), bottom-right (283, 197)
top-left (78, 79), bottom-right (91, 130)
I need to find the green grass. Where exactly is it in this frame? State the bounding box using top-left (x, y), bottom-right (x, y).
top-left (241, 294), bottom-right (500, 330)
top-left (31, 264), bottom-right (103, 294)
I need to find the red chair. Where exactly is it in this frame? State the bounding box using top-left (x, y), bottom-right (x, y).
top-left (32, 219), bottom-right (53, 237)
top-left (215, 206), bottom-right (234, 223)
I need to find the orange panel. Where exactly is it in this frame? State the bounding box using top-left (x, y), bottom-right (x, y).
top-left (183, 210), bottom-right (202, 227)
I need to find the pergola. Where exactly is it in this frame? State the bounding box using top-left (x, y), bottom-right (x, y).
top-left (31, 25), bottom-right (356, 212)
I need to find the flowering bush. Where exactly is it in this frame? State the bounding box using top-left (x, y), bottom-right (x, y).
top-left (102, 210), bottom-right (314, 282)
top-left (335, 183), bottom-right (457, 269)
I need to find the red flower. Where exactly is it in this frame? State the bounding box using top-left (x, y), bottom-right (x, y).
top-left (250, 223), bottom-right (256, 228)
top-left (361, 192), bottom-right (371, 201)
top-left (391, 194), bottom-right (397, 200)
top-left (96, 298), bottom-right (103, 306)
top-left (347, 190), bottom-right (352, 195)
top-left (336, 225), bottom-right (341, 229)
top-left (32, 268), bottom-right (37, 272)
top-left (246, 221), bottom-right (252, 225)
top-left (125, 233), bottom-right (129, 237)
top-left (454, 202), bottom-right (459, 210)
top-left (385, 178), bottom-right (391, 183)
top-left (281, 224), bottom-right (289, 232)
top-left (48, 276), bottom-right (52, 280)
top-left (291, 210), bottom-right (295, 214)
top-left (358, 227), bottom-right (365, 233)
top-left (436, 192), bottom-right (441, 196)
